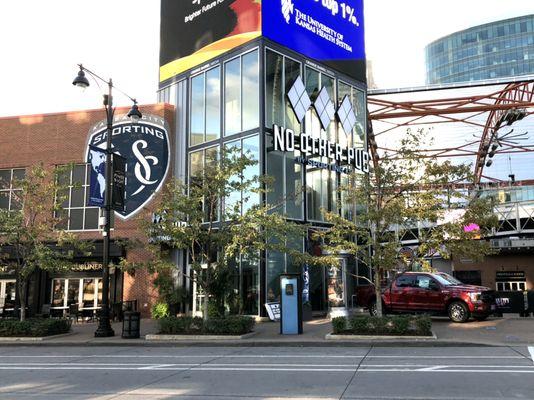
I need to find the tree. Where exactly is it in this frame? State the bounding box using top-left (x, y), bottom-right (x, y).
top-left (316, 129), bottom-right (497, 317)
top-left (140, 146), bottom-right (324, 320)
top-left (0, 164), bottom-right (91, 320)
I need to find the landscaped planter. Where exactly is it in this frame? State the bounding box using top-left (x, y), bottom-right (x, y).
top-left (0, 318), bottom-right (72, 338)
top-left (330, 315), bottom-right (433, 338)
top-left (156, 315), bottom-right (256, 337)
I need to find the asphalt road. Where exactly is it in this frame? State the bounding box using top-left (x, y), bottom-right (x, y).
top-left (0, 345), bottom-right (533, 399)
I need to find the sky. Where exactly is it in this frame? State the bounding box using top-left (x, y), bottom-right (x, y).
top-left (0, 0), bottom-right (532, 118)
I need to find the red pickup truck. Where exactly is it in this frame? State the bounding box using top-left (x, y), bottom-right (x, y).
top-left (356, 272), bottom-right (496, 323)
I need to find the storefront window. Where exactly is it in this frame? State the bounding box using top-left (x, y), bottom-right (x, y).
top-left (190, 66), bottom-right (221, 146)
top-left (304, 69), bottom-right (337, 222)
top-left (266, 237), bottom-right (303, 303)
top-left (225, 58), bottom-right (241, 135)
top-left (224, 135), bottom-right (260, 216)
top-left (266, 135), bottom-right (303, 219)
top-left (188, 146), bottom-right (220, 222)
top-left (265, 51), bottom-right (284, 128)
top-left (224, 49), bottom-right (259, 136)
top-left (51, 277), bottom-right (102, 310)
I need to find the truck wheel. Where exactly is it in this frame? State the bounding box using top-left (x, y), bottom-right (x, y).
top-left (448, 301), bottom-right (470, 323)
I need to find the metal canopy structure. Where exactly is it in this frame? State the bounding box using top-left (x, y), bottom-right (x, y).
top-left (367, 77), bottom-right (534, 184)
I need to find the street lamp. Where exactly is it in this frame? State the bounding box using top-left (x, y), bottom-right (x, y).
top-left (72, 64), bottom-right (141, 337)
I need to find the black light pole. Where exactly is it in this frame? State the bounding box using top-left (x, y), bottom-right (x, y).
top-left (73, 65), bottom-right (141, 337)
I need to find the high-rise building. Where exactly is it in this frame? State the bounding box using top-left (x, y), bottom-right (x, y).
top-left (425, 15), bottom-right (534, 84)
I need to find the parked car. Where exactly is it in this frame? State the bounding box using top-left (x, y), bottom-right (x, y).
top-left (355, 272), bottom-right (496, 323)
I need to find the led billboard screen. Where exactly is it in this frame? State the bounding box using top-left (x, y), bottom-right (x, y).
top-left (263, 0), bottom-right (366, 82)
top-left (159, 0), bottom-right (262, 83)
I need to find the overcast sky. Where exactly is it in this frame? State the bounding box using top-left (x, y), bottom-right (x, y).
top-left (0, 0), bottom-right (532, 118)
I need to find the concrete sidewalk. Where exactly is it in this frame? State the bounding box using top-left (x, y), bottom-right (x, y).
top-left (1, 314), bottom-right (532, 347)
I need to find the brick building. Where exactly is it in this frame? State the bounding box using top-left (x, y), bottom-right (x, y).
top-left (0, 103), bottom-right (175, 318)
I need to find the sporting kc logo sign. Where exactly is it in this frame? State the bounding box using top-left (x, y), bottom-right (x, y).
top-left (85, 114), bottom-right (170, 220)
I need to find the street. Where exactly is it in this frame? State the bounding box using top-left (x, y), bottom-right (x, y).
top-left (0, 345), bottom-right (533, 399)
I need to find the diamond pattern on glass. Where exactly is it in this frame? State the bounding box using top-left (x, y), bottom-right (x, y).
top-left (287, 76), bottom-right (311, 122)
top-left (337, 95), bottom-right (357, 136)
top-left (313, 87), bottom-right (335, 130)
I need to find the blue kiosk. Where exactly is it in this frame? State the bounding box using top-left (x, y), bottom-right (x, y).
top-left (280, 274), bottom-right (303, 335)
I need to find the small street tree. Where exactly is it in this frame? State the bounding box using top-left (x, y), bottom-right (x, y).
top-left (0, 164), bottom-right (91, 320)
top-left (316, 129), bottom-right (497, 317)
top-left (140, 146), bottom-right (324, 320)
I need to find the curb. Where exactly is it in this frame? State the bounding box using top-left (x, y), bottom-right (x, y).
top-left (0, 332), bottom-right (76, 342)
top-left (146, 331), bottom-right (258, 341)
top-left (325, 332), bottom-right (438, 340)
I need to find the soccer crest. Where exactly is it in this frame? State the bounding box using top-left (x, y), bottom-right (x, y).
top-left (85, 114), bottom-right (170, 220)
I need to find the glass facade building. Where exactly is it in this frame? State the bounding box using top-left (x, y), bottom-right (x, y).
top-left (426, 15), bottom-right (534, 84)
top-left (158, 40), bottom-right (368, 316)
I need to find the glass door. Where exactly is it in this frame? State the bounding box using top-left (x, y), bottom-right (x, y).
top-left (0, 280), bottom-right (16, 310)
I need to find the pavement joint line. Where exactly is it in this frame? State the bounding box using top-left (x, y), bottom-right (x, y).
top-left (339, 344), bottom-right (373, 400)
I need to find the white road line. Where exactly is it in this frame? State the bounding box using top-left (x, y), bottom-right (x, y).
top-left (82, 355), bottom-right (502, 360)
top-left (1, 365), bottom-right (534, 374)
top-left (529, 347), bottom-right (534, 364)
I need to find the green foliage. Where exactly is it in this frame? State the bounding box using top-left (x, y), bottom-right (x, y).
top-left (158, 316), bottom-right (204, 334)
top-left (331, 316), bottom-right (347, 334)
top-left (316, 129), bottom-right (498, 317)
top-left (203, 316), bottom-right (255, 335)
top-left (136, 146), bottom-right (326, 320)
top-left (158, 315), bottom-right (255, 335)
top-left (0, 318), bottom-right (72, 337)
top-left (0, 164), bottom-right (93, 320)
top-left (334, 315), bottom-right (432, 336)
top-left (151, 302), bottom-right (170, 319)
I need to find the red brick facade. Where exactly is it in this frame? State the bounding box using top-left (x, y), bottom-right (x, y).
top-left (0, 103), bottom-right (175, 317)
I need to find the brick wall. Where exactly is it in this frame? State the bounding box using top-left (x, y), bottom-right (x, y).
top-left (0, 103), bottom-right (176, 317)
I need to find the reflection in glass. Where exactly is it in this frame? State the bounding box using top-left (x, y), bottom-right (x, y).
top-left (242, 135), bottom-right (260, 212)
top-left (266, 250), bottom-right (284, 302)
top-left (67, 279), bottom-right (79, 306)
top-left (191, 74), bottom-right (205, 146)
top-left (285, 58), bottom-right (301, 131)
top-left (242, 50), bottom-right (259, 132)
top-left (52, 279), bottom-right (65, 307)
top-left (225, 58), bottom-right (241, 136)
top-left (265, 51), bottom-right (283, 128)
top-left (82, 279), bottom-right (95, 308)
top-left (206, 67), bottom-right (220, 142)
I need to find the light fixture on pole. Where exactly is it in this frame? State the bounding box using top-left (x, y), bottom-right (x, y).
top-left (72, 64), bottom-right (141, 338)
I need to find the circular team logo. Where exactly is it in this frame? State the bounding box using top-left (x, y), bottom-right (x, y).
top-left (85, 114), bottom-right (170, 220)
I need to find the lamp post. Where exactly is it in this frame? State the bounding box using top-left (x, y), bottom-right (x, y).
top-left (73, 65), bottom-right (141, 337)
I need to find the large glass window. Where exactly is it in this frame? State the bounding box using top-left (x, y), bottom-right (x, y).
top-left (190, 66), bottom-right (221, 146)
top-left (265, 50), bottom-right (303, 220)
top-left (0, 168), bottom-right (25, 211)
top-left (56, 164), bottom-right (107, 231)
top-left (224, 49), bottom-right (259, 136)
top-left (189, 146), bottom-right (220, 222)
top-left (50, 277), bottom-right (102, 310)
top-left (224, 135), bottom-right (260, 215)
top-left (266, 237), bottom-right (304, 303)
top-left (304, 68), bottom-right (337, 222)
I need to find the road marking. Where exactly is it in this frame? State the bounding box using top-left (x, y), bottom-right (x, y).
top-left (529, 347), bottom-right (534, 364)
top-left (0, 354), bottom-right (523, 359)
top-left (0, 365), bottom-right (534, 374)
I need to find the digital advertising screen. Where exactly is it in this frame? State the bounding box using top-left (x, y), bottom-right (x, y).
top-left (159, 0), bottom-right (262, 83)
top-left (263, 0), bottom-right (366, 82)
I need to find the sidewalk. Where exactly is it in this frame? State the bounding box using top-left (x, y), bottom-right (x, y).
top-left (1, 314), bottom-right (532, 347)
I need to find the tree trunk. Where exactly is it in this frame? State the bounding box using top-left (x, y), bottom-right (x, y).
top-left (374, 268), bottom-right (383, 318)
top-left (18, 278), bottom-right (27, 321)
top-left (202, 265), bottom-right (210, 322)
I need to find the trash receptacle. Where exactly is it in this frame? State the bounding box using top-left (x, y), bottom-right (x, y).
top-left (122, 311), bottom-right (140, 339)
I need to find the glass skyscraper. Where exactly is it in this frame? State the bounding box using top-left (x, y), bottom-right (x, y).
top-left (426, 15), bottom-right (534, 84)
